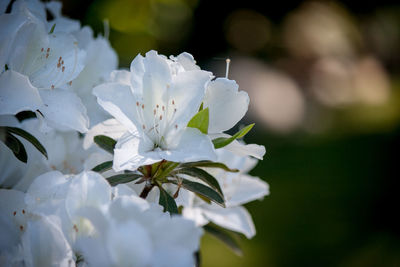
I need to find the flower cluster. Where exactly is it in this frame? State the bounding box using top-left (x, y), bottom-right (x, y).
top-left (0, 0), bottom-right (269, 266)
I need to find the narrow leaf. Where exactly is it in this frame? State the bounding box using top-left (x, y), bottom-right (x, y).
top-left (155, 162), bottom-right (179, 182)
top-left (173, 179), bottom-right (225, 207)
top-left (204, 224), bottom-right (243, 256)
top-left (212, 123), bottom-right (255, 149)
top-left (187, 108), bottom-right (209, 134)
top-left (94, 135), bottom-right (116, 154)
top-left (158, 185), bottom-right (179, 214)
top-left (6, 127), bottom-right (48, 159)
top-left (179, 161), bottom-right (239, 172)
top-left (49, 23), bottom-right (56, 34)
top-left (173, 167), bottom-right (223, 196)
top-left (92, 161), bottom-right (113, 173)
top-left (4, 132), bottom-right (27, 163)
top-left (106, 173), bottom-right (141, 186)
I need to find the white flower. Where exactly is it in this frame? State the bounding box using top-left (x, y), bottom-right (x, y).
top-left (0, 3), bottom-right (89, 132)
top-left (94, 50), bottom-right (217, 171)
top-left (181, 149), bottom-right (269, 238)
top-left (76, 195), bottom-right (203, 267)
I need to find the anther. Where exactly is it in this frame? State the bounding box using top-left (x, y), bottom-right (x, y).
top-left (62, 66), bottom-right (65, 72)
top-left (61, 60), bottom-right (64, 65)
top-left (162, 106), bottom-right (165, 111)
top-left (136, 102), bottom-right (139, 106)
top-left (175, 124), bottom-right (178, 129)
top-left (160, 115), bottom-right (163, 120)
top-left (22, 209), bottom-right (25, 214)
top-left (13, 211), bottom-right (16, 216)
top-left (142, 125), bottom-right (146, 129)
top-left (19, 225), bottom-right (24, 231)
top-left (51, 85), bottom-right (54, 89)
top-left (156, 104), bottom-right (159, 108)
top-left (47, 48), bottom-right (50, 52)
top-left (153, 109), bottom-right (156, 115)
top-left (68, 81), bottom-right (72, 86)
top-left (57, 63), bottom-right (61, 68)
top-left (41, 48), bottom-right (44, 52)
top-left (46, 53), bottom-right (49, 58)
top-left (172, 100), bottom-right (175, 105)
top-left (73, 225), bottom-right (78, 233)
top-left (142, 104), bottom-right (145, 109)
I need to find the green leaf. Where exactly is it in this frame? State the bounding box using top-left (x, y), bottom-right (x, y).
top-left (92, 161), bottom-right (113, 173)
top-left (158, 185), bottom-right (179, 214)
top-left (173, 167), bottom-right (223, 196)
top-left (49, 23), bottom-right (56, 34)
top-left (212, 123), bottom-right (255, 149)
top-left (187, 108), bottom-right (209, 134)
top-left (4, 132), bottom-right (27, 163)
top-left (6, 127), bottom-right (48, 159)
top-left (154, 162), bottom-right (179, 182)
top-left (94, 135), bottom-right (116, 154)
top-left (173, 179), bottom-right (225, 207)
top-left (204, 224), bottom-right (243, 256)
top-left (106, 173), bottom-right (141, 186)
top-left (179, 161), bottom-right (239, 172)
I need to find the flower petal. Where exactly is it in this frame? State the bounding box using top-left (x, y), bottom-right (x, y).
top-left (204, 78), bottom-right (249, 133)
top-left (0, 70), bottom-right (42, 115)
top-left (83, 118), bottom-right (127, 149)
top-left (113, 131), bottom-right (161, 171)
top-left (168, 69), bottom-right (212, 129)
top-left (38, 89), bottom-right (89, 133)
top-left (159, 127), bottom-right (217, 163)
top-left (225, 174), bottom-right (269, 207)
top-left (93, 82), bottom-right (140, 132)
top-left (203, 206), bottom-right (256, 238)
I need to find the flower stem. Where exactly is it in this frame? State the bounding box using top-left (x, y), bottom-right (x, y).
top-left (139, 183), bottom-right (154, 199)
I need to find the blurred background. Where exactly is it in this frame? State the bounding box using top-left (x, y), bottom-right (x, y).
top-left (62, 0), bottom-right (400, 266)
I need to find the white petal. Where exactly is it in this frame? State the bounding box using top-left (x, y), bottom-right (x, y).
top-left (225, 139), bottom-right (266, 160)
top-left (21, 215), bottom-right (74, 267)
top-left (39, 89), bottom-right (89, 133)
top-left (0, 189), bottom-right (26, 252)
top-left (113, 131), bottom-right (161, 171)
top-left (65, 171), bottom-right (112, 220)
top-left (168, 69), bottom-right (212, 128)
top-left (204, 78), bottom-right (249, 133)
top-left (83, 118), bottom-right (127, 149)
top-left (159, 127), bottom-right (217, 163)
top-left (225, 174), bottom-right (269, 207)
top-left (129, 53), bottom-right (145, 94)
top-left (110, 70), bottom-right (131, 85)
top-left (93, 82), bottom-right (140, 132)
top-left (174, 52), bottom-right (200, 71)
top-left (0, 70), bottom-right (42, 115)
top-left (203, 206), bottom-right (256, 238)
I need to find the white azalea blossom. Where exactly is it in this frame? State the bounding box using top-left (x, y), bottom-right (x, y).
top-left (181, 149), bottom-right (269, 238)
top-left (0, 0), bottom-right (270, 265)
top-left (0, 0), bottom-right (88, 132)
top-left (94, 50), bottom-right (217, 171)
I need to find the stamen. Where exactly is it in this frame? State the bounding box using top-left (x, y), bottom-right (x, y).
top-left (142, 104), bottom-right (145, 109)
top-left (46, 53), bottom-right (49, 58)
top-left (41, 48), bottom-right (44, 52)
top-left (225, 58), bottom-right (231, 79)
top-left (62, 66), bottom-right (65, 72)
top-left (22, 209), bottom-right (25, 214)
top-left (136, 102), bottom-right (139, 106)
top-left (19, 225), bottom-right (24, 231)
top-left (47, 48), bottom-right (50, 52)
top-left (13, 211), bottom-right (16, 216)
